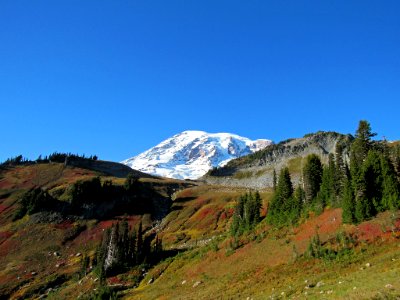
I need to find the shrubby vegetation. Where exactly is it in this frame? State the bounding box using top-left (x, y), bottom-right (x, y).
top-left (306, 231), bottom-right (356, 261)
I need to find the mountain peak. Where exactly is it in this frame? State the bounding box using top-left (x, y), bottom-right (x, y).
top-left (122, 131), bottom-right (272, 179)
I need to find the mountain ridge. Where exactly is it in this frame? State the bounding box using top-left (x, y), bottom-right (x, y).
top-left (204, 131), bottom-right (353, 188)
top-left (122, 130), bottom-right (272, 179)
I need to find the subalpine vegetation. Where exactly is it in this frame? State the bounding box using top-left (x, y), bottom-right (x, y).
top-left (267, 120), bottom-right (400, 226)
top-left (13, 173), bottom-right (157, 220)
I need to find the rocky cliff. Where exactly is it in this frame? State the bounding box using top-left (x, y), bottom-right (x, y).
top-left (203, 131), bottom-right (353, 189)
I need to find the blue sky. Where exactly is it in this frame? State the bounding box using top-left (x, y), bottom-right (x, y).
top-left (1, 1), bottom-right (399, 162)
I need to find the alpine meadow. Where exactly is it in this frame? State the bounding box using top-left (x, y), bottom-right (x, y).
top-left (1, 120), bottom-right (400, 299)
top-left (1, 2), bottom-right (400, 299)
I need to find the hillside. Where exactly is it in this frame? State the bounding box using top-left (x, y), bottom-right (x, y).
top-left (0, 162), bottom-right (194, 299)
top-left (1, 163), bottom-right (400, 299)
top-left (1, 123), bottom-right (400, 299)
top-left (204, 131), bottom-right (353, 188)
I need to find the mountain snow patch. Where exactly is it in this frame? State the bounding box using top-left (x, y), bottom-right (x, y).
top-left (121, 131), bottom-right (272, 179)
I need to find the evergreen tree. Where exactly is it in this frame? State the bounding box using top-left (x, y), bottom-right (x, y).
top-left (303, 154), bottom-right (323, 204)
top-left (252, 191), bottom-right (262, 225)
top-left (118, 220), bottom-right (130, 268)
top-left (317, 167), bottom-right (332, 208)
top-left (391, 144), bottom-right (400, 179)
top-left (355, 193), bottom-right (373, 223)
top-left (230, 192), bottom-right (262, 236)
top-left (362, 150), bottom-right (383, 213)
top-left (341, 178), bottom-right (355, 223)
top-left (334, 142), bottom-right (346, 197)
top-left (316, 154), bottom-right (337, 208)
top-left (125, 173), bottom-right (139, 192)
top-left (277, 167), bottom-right (293, 200)
top-left (272, 169), bottom-right (277, 191)
top-left (350, 120), bottom-right (376, 180)
top-left (267, 167), bottom-right (295, 225)
top-left (291, 185), bottom-right (304, 222)
top-left (350, 121), bottom-right (377, 222)
top-left (380, 154), bottom-right (400, 210)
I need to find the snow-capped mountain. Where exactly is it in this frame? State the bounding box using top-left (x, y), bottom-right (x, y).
top-left (121, 131), bottom-right (272, 180)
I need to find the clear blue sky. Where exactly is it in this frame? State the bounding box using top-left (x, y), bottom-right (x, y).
top-left (1, 1), bottom-right (399, 162)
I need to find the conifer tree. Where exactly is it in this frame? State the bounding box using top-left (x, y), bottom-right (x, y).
top-left (230, 192), bottom-right (262, 236)
top-left (317, 167), bottom-right (332, 208)
top-left (267, 167), bottom-right (294, 225)
top-left (334, 142), bottom-right (346, 197)
top-left (303, 154), bottom-right (323, 204)
top-left (362, 150), bottom-right (383, 213)
top-left (350, 120), bottom-right (376, 170)
top-left (350, 121), bottom-right (377, 222)
top-left (291, 185), bottom-right (304, 221)
top-left (380, 154), bottom-right (400, 210)
top-left (392, 144), bottom-right (400, 179)
top-left (341, 178), bottom-right (355, 223)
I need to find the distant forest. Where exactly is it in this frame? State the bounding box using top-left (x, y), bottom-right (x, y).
top-left (1, 152), bottom-right (98, 166)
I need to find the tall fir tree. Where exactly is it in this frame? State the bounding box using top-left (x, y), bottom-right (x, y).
top-left (267, 167), bottom-right (296, 225)
top-left (350, 120), bottom-right (377, 222)
top-left (350, 120), bottom-right (376, 171)
top-left (334, 142), bottom-right (346, 197)
top-left (362, 150), bottom-right (383, 213)
top-left (380, 154), bottom-right (400, 210)
top-left (302, 154), bottom-right (323, 204)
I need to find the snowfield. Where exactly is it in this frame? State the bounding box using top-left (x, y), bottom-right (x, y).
top-left (121, 131), bottom-right (272, 179)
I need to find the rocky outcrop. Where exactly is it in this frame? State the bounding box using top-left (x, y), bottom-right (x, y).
top-left (203, 132), bottom-right (353, 189)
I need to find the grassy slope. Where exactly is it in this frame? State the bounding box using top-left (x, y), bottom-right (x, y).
top-left (2, 163), bottom-right (400, 299)
top-left (0, 164), bottom-right (189, 299)
top-left (124, 207), bottom-right (400, 300)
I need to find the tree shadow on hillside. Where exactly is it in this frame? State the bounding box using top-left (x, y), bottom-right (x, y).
top-left (173, 196), bottom-right (197, 203)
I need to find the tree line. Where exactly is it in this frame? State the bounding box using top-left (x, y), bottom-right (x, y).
top-left (1, 152), bottom-right (98, 166)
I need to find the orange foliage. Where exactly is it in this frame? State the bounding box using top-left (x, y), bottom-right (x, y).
top-left (294, 208), bottom-right (342, 243)
top-left (356, 223), bottom-right (384, 242)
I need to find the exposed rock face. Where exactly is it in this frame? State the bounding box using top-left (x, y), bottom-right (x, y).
top-left (203, 132), bottom-right (353, 189)
top-left (104, 226), bottom-right (118, 272)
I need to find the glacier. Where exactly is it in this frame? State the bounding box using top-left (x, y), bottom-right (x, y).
top-left (121, 130), bottom-right (272, 180)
